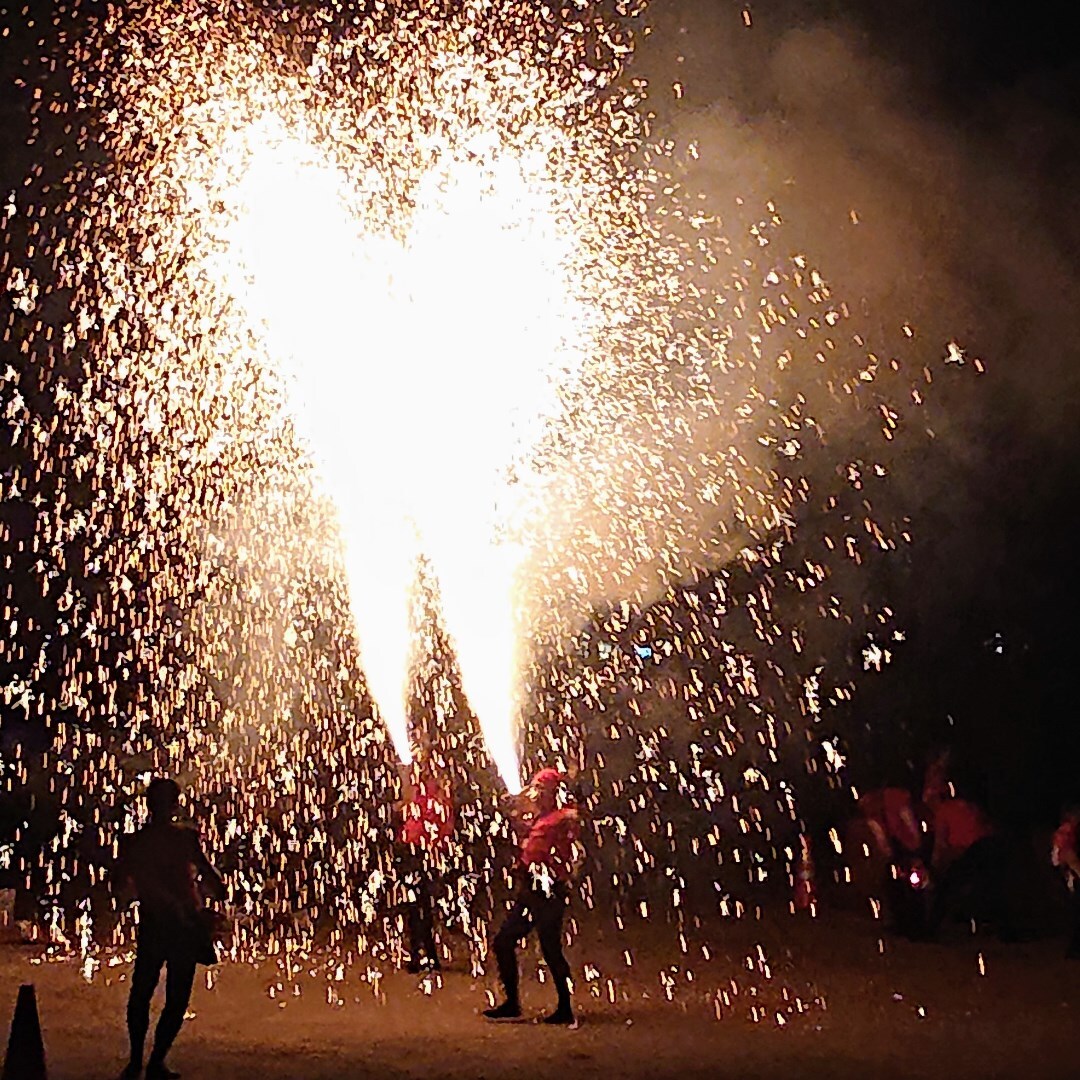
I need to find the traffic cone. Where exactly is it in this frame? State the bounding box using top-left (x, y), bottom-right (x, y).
top-left (793, 834), bottom-right (817, 913)
top-left (2, 984), bottom-right (47, 1080)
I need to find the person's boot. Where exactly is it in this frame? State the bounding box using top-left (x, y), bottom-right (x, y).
top-left (542, 1005), bottom-right (575, 1025)
top-left (483, 999), bottom-right (522, 1021)
top-left (542, 981), bottom-right (575, 1026)
top-left (145, 1060), bottom-right (180, 1079)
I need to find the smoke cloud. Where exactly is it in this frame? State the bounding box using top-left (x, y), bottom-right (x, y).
top-left (537, 5), bottom-right (1080, 638)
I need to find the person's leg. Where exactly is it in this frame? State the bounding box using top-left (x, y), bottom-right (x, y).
top-left (976, 838), bottom-right (1018, 940)
top-left (924, 851), bottom-right (967, 937)
top-left (485, 890), bottom-right (532, 1018)
top-left (415, 862), bottom-right (438, 966)
top-left (929, 847), bottom-right (979, 935)
top-left (927, 864), bottom-right (953, 936)
top-left (399, 847), bottom-right (426, 971)
top-left (146, 957), bottom-right (197, 1077)
top-left (536, 884), bottom-right (573, 1023)
top-left (884, 866), bottom-right (909, 936)
top-left (405, 883), bottom-right (425, 971)
top-left (126, 942), bottom-right (164, 1075)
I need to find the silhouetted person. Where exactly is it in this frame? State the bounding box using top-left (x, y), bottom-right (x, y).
top-left (484, 768), bottom-right (580, 1026)
top-left (114, 777), bottom-right (224, 1080)
top-left (396, 754), bottom-right (455, 973)
top-left (1051, 802), bottom-right (1080, 958)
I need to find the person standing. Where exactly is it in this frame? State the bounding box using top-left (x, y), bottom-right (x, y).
top-left (1051, 803), bottom-right (1080, 958)
top-left (397, 754), bottom-right (456, 973)
top-left (114, 777), bottom-right (225, 1080)
top-left (484, 768), bottom-right (580, 1026)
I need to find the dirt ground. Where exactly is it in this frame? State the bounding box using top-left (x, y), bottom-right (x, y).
top-left (3, 909), bottom-right (1078, 1080)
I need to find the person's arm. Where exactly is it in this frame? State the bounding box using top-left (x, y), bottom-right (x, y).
top-left (867, 819), bottom-right (891, 857)
top-left (899, 806), bottom-right (922, 853)
top-left (560, 807), bottom-right (584, 877)
top-left (435, 785), bottom-right (456, 838)
top-left (192, 836), bottom-right (226, 902)
top-left (502, 792), bottom-right (534, 840)
top-left (110, 839), bottom-right (136, 903)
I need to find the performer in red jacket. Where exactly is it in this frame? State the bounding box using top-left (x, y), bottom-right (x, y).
top-left (397, 753), bottom-right (456, 973)
top-left (484, 768), bottom-right (580, 1025)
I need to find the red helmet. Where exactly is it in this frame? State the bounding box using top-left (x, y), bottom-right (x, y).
top-left (530, 768), bottom-right (563, 791)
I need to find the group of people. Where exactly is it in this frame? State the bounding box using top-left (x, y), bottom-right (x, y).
top-left (856, 775), bottom-right (1007, 940)
top-left (113, 763), bottom-right (580, 1079)
top-left (111, 752), bottom-right (1080, 1079)
top-left (855, 754), bottom-right (1080, 952)
top-left (392, 753), bottom-right (579, 1027)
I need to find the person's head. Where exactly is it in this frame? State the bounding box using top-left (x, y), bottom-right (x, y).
top-left (529, 768), bottom-right (562, 813)
top-left (146, 777), bottom-right (181, 822)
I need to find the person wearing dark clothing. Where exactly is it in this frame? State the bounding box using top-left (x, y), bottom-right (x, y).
top-left (397, 759), bottom-right (455, 973)
top-left (485, 768), bottom-right (580, 1026)
top-left (114, 777), bottom-right (225, 1080)
top-left (1051, 804), bottom-right (1080, 958)
top-left (928, 796), bottom-right (1015, 940)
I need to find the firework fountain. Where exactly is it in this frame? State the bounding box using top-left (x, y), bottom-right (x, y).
top-left (0, 0), bottom-right (977, 1019)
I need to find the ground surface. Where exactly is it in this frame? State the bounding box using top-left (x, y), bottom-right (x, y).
top-left (3, 910), bottom-right (1078, 1080)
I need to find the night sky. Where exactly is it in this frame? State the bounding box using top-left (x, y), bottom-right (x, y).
top-left (2, 1), bottom-right (1078, 821)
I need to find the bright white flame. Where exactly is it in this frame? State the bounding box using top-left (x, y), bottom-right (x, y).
top-left (207, 117), bottom-right (591, 788)
top-left (403, 144), bottom-right (586, 793)
top-left (211, 120), bottom-right (417, 763)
